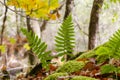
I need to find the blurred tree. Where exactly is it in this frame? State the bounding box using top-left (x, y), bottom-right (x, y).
top-left (15, 7), bottom-right (20, 38)
top-left (40, 20), bottom-right (47, 38)
top-left (0, 0), bottom-right (8, 57)
top-left (64, 0), bottom-right (74, 19)
top-left (88, 0), bottom-right (104, 50)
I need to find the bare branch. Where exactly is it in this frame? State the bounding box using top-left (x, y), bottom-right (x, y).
top-left (0, 0), bottom-right (64, 24)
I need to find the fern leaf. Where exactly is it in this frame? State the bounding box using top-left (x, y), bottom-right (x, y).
top-left (96, 29), bottom-right (120, 62)
top-left (21, 28), bottom-right (52, 69)
top-left (55, 15), bottom-right (75, 58)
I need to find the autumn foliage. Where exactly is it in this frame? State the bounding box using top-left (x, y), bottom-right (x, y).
top-left (7, 0), bottom-right (60, 19)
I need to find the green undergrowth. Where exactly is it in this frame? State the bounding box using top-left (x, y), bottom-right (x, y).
top-left (44, 74), bottom-right (98, 80)
top-left (44, 61), bottom-right (87, 80)
top-left (100, 64), bottom-right (120, 74)
top-left (44, 73), bottom-right (68, 80)
top-left (56, 61), bottom-right (86, 73)
top-left (70, 76), bottom-right (98, 80)
top-left (75, 42), bottom-right (109, 61)
top-left (75, 50), bottom-right (96, 60)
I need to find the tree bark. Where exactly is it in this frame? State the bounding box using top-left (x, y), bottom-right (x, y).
top-left (26, 15), bottom-right (33, 32)
top-left (0, 0), bottom-right (8, 56)
top-left (40, 20), bottom-right (47, 38)
top-left (88, 0), bottom-right (104, 50)
top-left (64, 0), bottom-right (74, 19)
top-left (15, 7), bottom-right (20, 38)
top-left (26, 15), bottom-right (35, 65)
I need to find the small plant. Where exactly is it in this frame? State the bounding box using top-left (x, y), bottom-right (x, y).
top-left (100, 64), bottom-right (117, 74)
top-left (96, 29), bottom-right (120, 62)
top-left (100, 64), bottom-right (120, 79)
top-left (21, 15), bottom-right (75, 69)
top-left (55, 15), bottom-right (75, 60)
top-left (21, 28), bottom-right (52, 69)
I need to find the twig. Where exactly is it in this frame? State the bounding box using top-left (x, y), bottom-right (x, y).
top-left (74, 18), bottom-right (88, 36)
top-left (0, 0), bottom-right (64, 24)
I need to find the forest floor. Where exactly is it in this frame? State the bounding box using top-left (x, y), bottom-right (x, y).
top-left (14, 57), bottom-right (120, 80)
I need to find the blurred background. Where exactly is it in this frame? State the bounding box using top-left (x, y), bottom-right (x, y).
top-left (0, 0), bottom-right (120, 76)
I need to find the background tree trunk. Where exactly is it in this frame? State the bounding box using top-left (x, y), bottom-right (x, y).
top-left (26, 15), bottom-right (33, 32)
top-left (0, 0), bottom-right (8, 59)
top-left (26, 15), bottom-right (35, 65)
top-left (40, 20), bottom-right (47, 38)
top-left (64, 0), bottom-right (74, 19)
top-left (15, 7), bottom-right (20, 38)
top-left (88, 0), bottom-right (104, 50)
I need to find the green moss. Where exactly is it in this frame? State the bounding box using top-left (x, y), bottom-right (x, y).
top-left (44, 73), bottom-right (68, 80)
top-left (75, 50), bottom-right (96, 60)
top-left (56, 61), bottom-right (85, 73)
top-left (75, 42), bottom-right (109, 60)
top-left (70, 76), bottom-right (98, 80)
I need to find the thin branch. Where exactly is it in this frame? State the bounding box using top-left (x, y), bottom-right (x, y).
top-left (0, 0), bottom-right (64, 24)
top-left (74, 19), bottom-right (88, 36)
top-left (15, 7), bottom-right (21, 38)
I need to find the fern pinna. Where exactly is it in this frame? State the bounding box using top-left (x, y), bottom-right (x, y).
top-left (109, 29), bottom-right (120, 58)
top-left (21, 28), bottom-right (52, 69)
top-left (55, 15), bottom-right (75, 59)
top-left (96, 29), bottom-right (120, 62)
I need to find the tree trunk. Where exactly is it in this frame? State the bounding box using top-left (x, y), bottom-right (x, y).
top-left (64, 0), bottom-right (74, 19)
top-left (26, 15), bottom-right (35, 65)
top-left (40, 20), bottom-right (47, 38)
top-left (0, 0), bottom-right (8, 57)
top-left (88, 0), bottom-right (104, 50)
top-left (15, 7), bottom-right (20, 38)
top-left (26, 15), bottom-right (33, 32)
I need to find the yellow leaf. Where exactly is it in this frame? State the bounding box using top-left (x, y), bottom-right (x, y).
top-left (9, 38), bottom-right (16, 44)
top-left (50, 14), bottom-right (57, 20)
top-left (0, 45), bottom-right (6, 53)
top-left (23, 43), bottom-right (30, 50)
top-left (7, 0), bottom-right (60, 19)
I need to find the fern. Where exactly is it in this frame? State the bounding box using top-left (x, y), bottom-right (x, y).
top-left (55, 15), bottom-right (75, 58)
top-left (21, 28), bottom-right (52, 69)
top-left (109, 29), bottom-right (120, 58)
top-left (96, 29), bottom-right (120, 62)
top-left (100, 64), bottom-right (117, 74)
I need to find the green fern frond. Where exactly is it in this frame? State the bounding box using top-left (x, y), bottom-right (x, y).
top-left (96, 29), bottom-right (120, 62)
top-left (21, 28), bottom-right (52, 69)
top-left (108, 29), bottom-right (120, 58)
top-left (55, 15), bottom-right (75, 57)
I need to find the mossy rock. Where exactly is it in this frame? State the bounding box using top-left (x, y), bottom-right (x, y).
top-left (56, 61), bottom-right (85, 73)
top-left (70, 76), bottom-right (98, 80)
top-left (44, 73), bottom-right (68, 80)
top-left (75, 42), bottom-right (108, 60)
top-left (75, 50), bottom-right (96, 60)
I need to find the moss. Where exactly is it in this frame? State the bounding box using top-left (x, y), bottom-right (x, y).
top-left (75, 42), bottom-right (109, 60)
top-left (44, 73), bottom-right (68, 80)
top-left (75, 50), bottom-right (96, 60)
top-left (56, 61), bottom-right (85, 73)
top-left (70, 76), bottom-right (98, 80)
